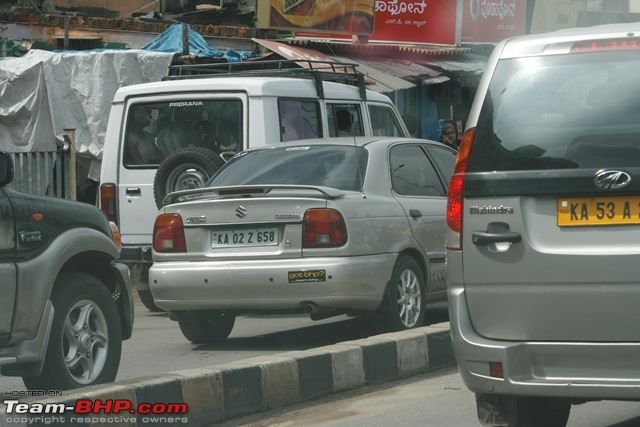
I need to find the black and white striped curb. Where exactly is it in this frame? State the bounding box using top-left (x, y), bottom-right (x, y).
top-left (1, 325), bottom-right (454, 426)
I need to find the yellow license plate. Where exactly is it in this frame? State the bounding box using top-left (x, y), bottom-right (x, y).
top-left (557, 196), bottom-right (640, 226)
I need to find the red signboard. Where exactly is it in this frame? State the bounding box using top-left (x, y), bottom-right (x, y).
top-left (461, 0), bottom-right (526, 43)
top-left (296, 0), bottom-right (460, 45)
top-left (373, 0), bottom-right (458, 44)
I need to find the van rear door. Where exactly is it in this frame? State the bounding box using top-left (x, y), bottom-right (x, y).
top-left (461, 48), bottom-right (640, 343)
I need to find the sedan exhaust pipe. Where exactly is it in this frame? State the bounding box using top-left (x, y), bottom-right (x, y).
top-left (303, 303), bottom-right (343, 321)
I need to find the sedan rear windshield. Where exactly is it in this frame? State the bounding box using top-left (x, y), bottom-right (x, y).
top-left (470, 50), bottom-right (640, 171)
top-left (208, 145), bottom-right (368, 191)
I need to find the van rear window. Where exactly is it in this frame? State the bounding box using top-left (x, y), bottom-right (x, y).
top-left (469, 50), bottom-right (640, 172)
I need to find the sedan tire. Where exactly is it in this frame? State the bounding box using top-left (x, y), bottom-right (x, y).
top-left (178, 311), bottom-right (236, 344)
top-left (137, 289), bottom-right (164, 313)
top-left (386, 255), bottom-right (426, 331)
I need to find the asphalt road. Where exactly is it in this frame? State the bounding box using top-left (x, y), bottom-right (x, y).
top-left (220, 368), bottom-right (640, 427)
top-left (0, 294), bottom-right (449, 393)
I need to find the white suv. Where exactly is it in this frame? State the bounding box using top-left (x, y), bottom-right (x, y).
top-left (99, 61), bottom-right (409, 311)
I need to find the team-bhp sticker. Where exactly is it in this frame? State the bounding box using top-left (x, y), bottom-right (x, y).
top-left (3, 398), bottom-right (188, 424)
top-left (288, 269), bottom-right (326, 283)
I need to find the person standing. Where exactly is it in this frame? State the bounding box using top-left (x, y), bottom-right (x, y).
top-left (439, 121), bottom-right (459, 150)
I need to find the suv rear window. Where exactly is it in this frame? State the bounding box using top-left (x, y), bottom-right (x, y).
top-left (469, 50), bottom-right (640, 172)
top-left (124, 99), bottom-right (242, 167)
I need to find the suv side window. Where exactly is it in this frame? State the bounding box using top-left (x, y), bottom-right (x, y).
top-left (279, 98), bottom-right (321, 142)
top-left (390, 145), bottom-right (446, 197)
top-left (327, 104), bottom-right (363, 137)
top-left (369, 105), bottom-right (404, 137)
top-left (124, 100), bottom-right (243, 168)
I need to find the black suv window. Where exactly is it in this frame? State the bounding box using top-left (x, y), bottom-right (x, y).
top-left (470, 50), bottom-right (640, 171)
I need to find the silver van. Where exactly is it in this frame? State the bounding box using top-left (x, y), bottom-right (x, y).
top-left (446, 23), bottom-right (640, 426)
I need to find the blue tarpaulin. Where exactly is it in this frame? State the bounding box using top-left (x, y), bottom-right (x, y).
top-left (141, 22), bottom-right (256, 62)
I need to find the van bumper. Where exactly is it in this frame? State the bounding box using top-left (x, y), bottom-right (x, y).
top-left (449, 284), bottom-right (640, 401)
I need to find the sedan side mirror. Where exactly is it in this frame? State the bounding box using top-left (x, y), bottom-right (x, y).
top-left (0, 152), bottom-right (14, 187)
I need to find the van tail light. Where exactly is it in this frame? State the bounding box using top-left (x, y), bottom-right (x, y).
top-left (109, 221), bottom-right (122, 252)
top-left (153, 214), bottom-right (186, 253)
top-left (302, 208), bottom-right (347, 248)
top-left (446, 127), bottom-right (475, 251)
top-left (100, 183), bottom-right (118, 223)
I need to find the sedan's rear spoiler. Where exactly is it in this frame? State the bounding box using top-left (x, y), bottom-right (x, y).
top-left (162, 185), bottom-right (346, 206)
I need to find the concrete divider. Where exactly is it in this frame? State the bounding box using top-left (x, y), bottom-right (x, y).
top-left (1, 325), bottom-right (454, 426)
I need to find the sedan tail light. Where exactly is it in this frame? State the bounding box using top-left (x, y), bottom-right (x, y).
top-left (302, 208), bottom-right (347, 248)
top-left (446, 127), bottom-right (475, 251)
top-left (153, 214), bottom-right (186, 253)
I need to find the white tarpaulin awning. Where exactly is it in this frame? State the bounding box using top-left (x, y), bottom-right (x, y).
top-left (0, 49), bottom-right (174, 162)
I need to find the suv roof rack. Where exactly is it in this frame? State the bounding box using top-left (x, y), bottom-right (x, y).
top-left (163, 59), bottom-right (367, 100)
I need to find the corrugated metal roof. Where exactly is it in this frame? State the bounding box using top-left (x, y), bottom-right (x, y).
top-left (326, 54), bottom-right (416, 93)
top-left (261, 38), bottom-right (487, 92)
top-left (419, 55), bottom-right (487, 75)
top-left (287, 37), bottom-right (471, 56)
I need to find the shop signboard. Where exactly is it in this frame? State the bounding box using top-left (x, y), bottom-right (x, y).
top-left (530, 0), bottom-right (581, 34)
top-left (260, 0), bottom-right (461, 46)
top-left (256, 0), bottom-right (376, 35)
top-left (461, 0), bottom-right (527, 43)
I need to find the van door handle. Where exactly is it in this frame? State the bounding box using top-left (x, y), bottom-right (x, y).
top-left (126, 187), bottom-right (141, 196)
top-left (472, 231), bottom-right (521, 246)
top-left (409, 209), bottom-right (422, 219)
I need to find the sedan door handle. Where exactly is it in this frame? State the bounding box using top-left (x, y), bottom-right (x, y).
top-left (126, 187), bottom-right (141, 196)
top-left (472, 231), bottom-right (521, 246)
top-left (409, 209), bottom-right (422, 219)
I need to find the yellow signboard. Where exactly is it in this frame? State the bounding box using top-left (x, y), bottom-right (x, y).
top-left (531, 0), bottom-right (581, 34)
top-left (257, 0), bottom-right (375, 35)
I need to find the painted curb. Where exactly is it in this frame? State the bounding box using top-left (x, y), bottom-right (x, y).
top-left (0, 325), bottom-right (454, 426)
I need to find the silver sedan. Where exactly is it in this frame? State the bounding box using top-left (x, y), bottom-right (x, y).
top-left (149, 137), bottom-right (456, 343)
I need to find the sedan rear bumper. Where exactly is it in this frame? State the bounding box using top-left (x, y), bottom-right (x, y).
top-left (449, 284), bottom-right (640, 401)
top-left (149, 254), bottom-right (397, 312)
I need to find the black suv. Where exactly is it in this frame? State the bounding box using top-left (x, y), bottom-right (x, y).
top-left (0, 152), bottom-right (133, 390)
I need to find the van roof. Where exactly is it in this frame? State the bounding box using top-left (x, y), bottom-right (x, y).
top-left (113, 76), bottom-right (393, 103)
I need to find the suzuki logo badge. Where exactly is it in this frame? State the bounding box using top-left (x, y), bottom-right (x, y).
top-left (594, 170), bottom-right (631, 190)
top-left (235, 206), bottom-right (247, 218)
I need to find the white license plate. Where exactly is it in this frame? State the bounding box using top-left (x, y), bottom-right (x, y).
top-left (211, 228), bottom-right (279, 248)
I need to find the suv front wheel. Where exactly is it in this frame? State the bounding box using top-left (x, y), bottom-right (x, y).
top-left (22, 272), bottom-right (122, 390)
